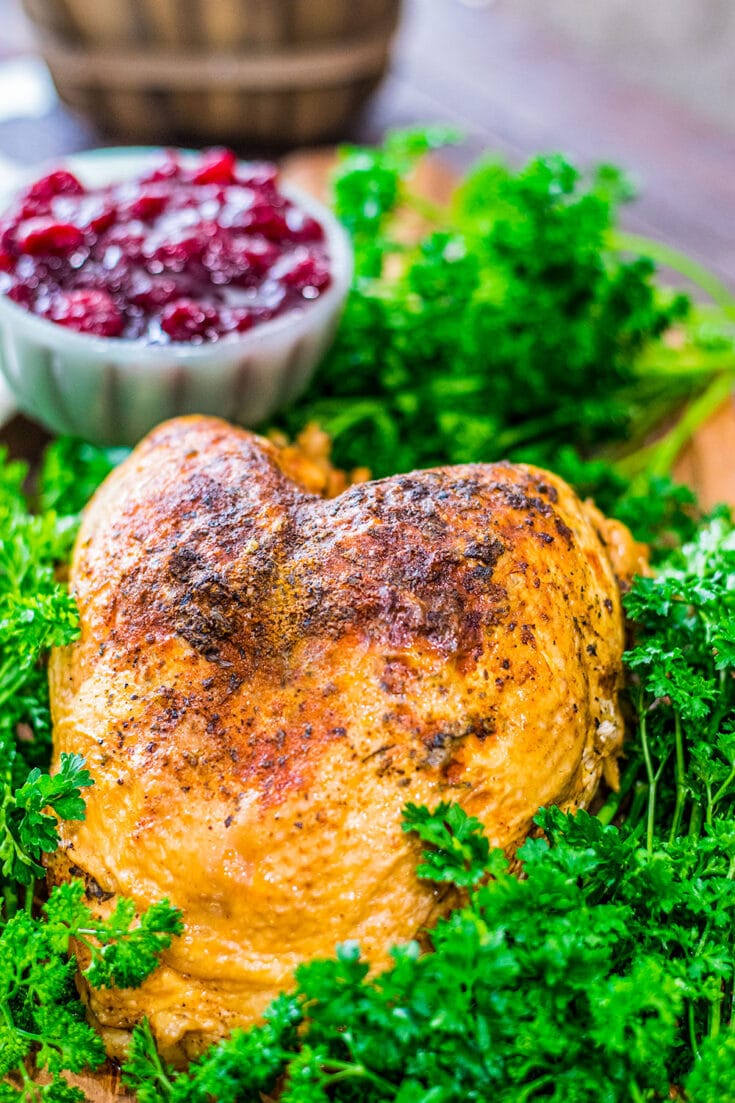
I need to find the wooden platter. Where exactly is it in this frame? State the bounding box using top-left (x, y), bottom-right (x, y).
top-left (5, 149), bottom-right (734, 1102)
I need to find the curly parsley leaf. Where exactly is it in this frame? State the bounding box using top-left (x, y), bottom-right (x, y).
top-left (42, 879), bottom-right (183, 989)
top-left (38, 437), bottom-right (128, 518)
top-left (686, 1029), bottom-right (735, 1103)
top-left (0, 882), bottom-right (181, 1100)
top-left (0, 752), bottom-right (92, 885)
top-left (621, 514), bottom-right (735, 849)
top-left (401, 800), bottom-right (498, 887)
top-left (332, 125), bottom-right (461, 276)
top-left (0, 449), bottom-right (81, 792)
top-left (122, 1017), bottom-right (177, 1103)
top-left (280, 132), bottom-right (698, 481)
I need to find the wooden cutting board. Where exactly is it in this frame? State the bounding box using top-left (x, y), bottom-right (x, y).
top-left (6, 148), bottom-right (734, 1103)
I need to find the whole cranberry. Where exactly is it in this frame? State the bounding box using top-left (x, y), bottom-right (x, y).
top-left (46, 289), bottom-right (124, 337)
top-left (125, 190), bottom-right (169, 222)
top-left (193, 149), bottom-right (237, 186)
top-left (285, 210), bottom-right (325, 243)
top-left (7, 283), bottom-right (34, 306)
top-left (280, 253), bottom-right (331, 293)
top-left (235, 202), bottom-right (289, 241)
top-left (22, 171), bottom-right (85, 216)
top-left (161, 298), bottom-right (220, 341)
top-left (0, 220), bottom-right (16, 254)
top-left (87, 203), bottom-right (117, 235)
top-left (17, 218), bottom-right (85, 257)
top-left (0, 221), bottom-right (16, 269)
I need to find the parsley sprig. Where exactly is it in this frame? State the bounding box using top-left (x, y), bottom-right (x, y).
top-left (1, 882), bottom-right (182, 1103)
top-left (278, 130), bottom-right (735, 484)
top-left (0, 442), bottom-right (178, 1102)
top-left (0, 753), bottom-right (92, 886)
top-left (621, 517), bottom-right (735, 849)
top-left (0, 449), bottom-right (79, 792)
top-left (401, 800), bottom-right (495, 887)
top-left (42, 881), bottom-right (183, 990)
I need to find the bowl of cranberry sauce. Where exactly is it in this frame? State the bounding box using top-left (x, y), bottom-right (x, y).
top-left (0, 147), bottom-right (352, 446)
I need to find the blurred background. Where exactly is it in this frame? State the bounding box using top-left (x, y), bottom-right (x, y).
top-left (5, 1), bottom-right (735, 134)
top-left (2, 0), bottom-right (735, 280)
top-left (511, 0), bottom-right (735, 133)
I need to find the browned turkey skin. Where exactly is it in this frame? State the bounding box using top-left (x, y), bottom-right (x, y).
top-left (48, 416), bottom-right (643, 1062)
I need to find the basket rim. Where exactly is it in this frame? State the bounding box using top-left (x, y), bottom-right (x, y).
top-left (39, 30), bottom-right (395, 90)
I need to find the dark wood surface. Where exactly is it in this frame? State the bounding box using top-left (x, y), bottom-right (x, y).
top-left (384, 1), bottom-right (735, 286)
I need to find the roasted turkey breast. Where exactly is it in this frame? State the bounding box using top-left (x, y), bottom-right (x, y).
top-left (48, 416), bottom-right (643, 1061)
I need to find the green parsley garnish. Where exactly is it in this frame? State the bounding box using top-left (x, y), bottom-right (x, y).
top-left (1, 881), bottom-right (182, 1102)
top-left (278, 129), bottom-right (735, 487)
top-left (0, 443), bottom-right (179, 1102)
top-left (0, 752), bottom-right (92, 886)
top-left (3, 131), bottom-right (735, 1100)
top-left (400, 800), bottom-right (496, 887)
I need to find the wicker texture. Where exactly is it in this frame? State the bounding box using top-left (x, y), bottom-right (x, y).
top-left (22, 0), bottom-right (401, 144)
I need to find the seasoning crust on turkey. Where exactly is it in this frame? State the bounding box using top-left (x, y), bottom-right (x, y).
top-left (48, 416), bottom-right (642, 1061)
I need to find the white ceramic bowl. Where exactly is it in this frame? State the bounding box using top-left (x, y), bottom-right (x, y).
top-left (0, 148), bottom-right (352, 446)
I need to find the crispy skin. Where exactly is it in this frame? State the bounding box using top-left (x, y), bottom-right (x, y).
top-left (48, 416), bottom-right (637, 1061)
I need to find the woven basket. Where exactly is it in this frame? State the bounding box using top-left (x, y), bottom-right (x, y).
top-left (21, 0), bottom-right (401, 145)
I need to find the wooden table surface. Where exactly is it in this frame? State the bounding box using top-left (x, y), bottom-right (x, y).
top-left (0, 0), bottom-right (733, 506)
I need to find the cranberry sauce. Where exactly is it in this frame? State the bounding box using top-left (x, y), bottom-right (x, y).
top-left (0, 149), bottom-right (332, 343)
